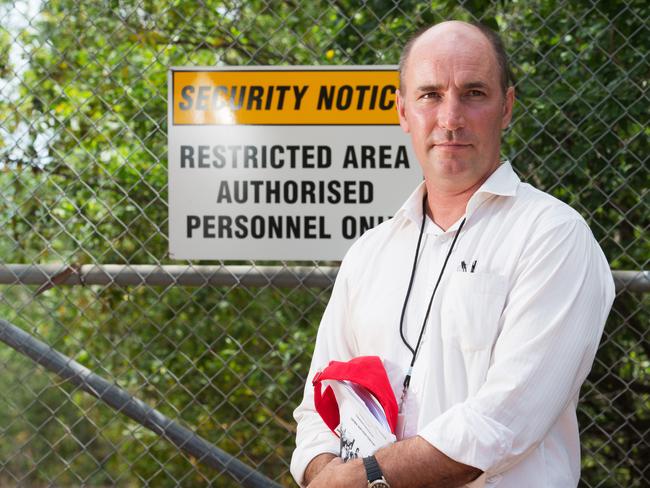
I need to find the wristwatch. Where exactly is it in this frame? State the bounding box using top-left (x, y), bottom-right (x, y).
top-left (363, 455), bottom-right (390, 488)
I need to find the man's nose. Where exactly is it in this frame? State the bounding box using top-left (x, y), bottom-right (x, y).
top-left (438, 96), bottom-right (465, 131)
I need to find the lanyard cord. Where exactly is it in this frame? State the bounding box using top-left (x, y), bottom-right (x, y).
top-left (398, 195), bottom-right (466, 405)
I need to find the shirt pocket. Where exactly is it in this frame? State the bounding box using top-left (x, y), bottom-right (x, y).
top-left (440, 272), bottom-right (508, 351)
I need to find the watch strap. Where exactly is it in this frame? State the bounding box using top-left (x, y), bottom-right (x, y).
top-left (363, 455), bottom-right (384, 482)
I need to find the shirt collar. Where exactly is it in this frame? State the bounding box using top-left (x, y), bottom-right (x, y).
top-left (465, 160), bottom-right (520, 217)
top-left (396, 161), bottom-right (520, 229)
top-left (398, 179), bottom-right (427, 226)
top-left (470, 160), bottom-right (520, 199)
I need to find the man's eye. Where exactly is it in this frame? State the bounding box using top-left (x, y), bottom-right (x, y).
top-left (421, 92), bottom-right (441, 100)
top-left (468, 90), bottom-right (485, 97)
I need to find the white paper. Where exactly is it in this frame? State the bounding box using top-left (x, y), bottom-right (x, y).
top-left (327, 380), bottom-right (396, 461)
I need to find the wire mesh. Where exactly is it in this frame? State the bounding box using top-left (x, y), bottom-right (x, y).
top-left (0, 1), bottom-right (647, 486)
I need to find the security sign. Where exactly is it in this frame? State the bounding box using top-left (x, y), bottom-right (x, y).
top-left (168, 66), bottom-right (422, 260)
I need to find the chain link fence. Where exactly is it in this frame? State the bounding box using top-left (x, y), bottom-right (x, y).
top-left (0, 1), bottom-right (647, 486)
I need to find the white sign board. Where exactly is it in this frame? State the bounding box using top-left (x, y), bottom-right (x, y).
top-left (168, 66), bottom-right (422, 260)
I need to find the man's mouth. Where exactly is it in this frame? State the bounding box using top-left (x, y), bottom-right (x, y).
top-left (433, 142), bottom-right (471, 149)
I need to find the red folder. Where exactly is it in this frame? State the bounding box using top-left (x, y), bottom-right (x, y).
top-left (312, 355), bottom-right (398, 435)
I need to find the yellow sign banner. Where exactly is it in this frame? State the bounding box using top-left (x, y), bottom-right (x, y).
top-left (172, 69), bottom-right (399, 125)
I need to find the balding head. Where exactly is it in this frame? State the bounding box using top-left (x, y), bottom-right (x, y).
top-left (399, 21), bottom-right (514, 96)
top-left (394, 19), bottom-right (516, 197)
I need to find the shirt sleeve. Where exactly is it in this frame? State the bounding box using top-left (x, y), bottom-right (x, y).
top-left (290, 250), bottom-right (359, 486)
top-left (418, 218), bottom-right (615, 474)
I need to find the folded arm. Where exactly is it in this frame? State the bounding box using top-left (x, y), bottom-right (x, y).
top-left (306, 437), bottom-right (481, 487)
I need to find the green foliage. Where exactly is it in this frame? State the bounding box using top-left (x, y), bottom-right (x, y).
top-left (0, 0), bottom-right (647, 486)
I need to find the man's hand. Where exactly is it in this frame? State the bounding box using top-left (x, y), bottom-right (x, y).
top-left (306, 457), bottom-right (366, 488)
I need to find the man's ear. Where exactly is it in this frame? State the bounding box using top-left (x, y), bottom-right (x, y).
top-left (501, 86), bottom-right (515, 129)
top-left (396, 90), bottom-right (410, 133)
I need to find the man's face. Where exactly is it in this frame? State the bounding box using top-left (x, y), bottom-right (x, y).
top-left (397, 23), bottom-right (515, 193)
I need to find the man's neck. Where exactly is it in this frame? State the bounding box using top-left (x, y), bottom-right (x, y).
top-left (424, 170), bottom-right (495, 231)
top-left (424, 188), bottom-right (473, 231)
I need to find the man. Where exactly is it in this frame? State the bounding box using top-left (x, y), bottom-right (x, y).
top-left (291, 20), bottom-right (614, 488)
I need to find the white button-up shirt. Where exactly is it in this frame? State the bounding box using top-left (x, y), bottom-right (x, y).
top-left (291, 162), bottom-right (615, 487)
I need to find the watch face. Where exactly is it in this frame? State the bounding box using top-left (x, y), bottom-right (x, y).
top-left (368, 482), bottom-right (390, 488)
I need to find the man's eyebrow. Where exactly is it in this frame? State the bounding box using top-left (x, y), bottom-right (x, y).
top-left (415, 81), bottom-right (490, 92)
top-left (463, 81), bottom-right (489, 90)
top-left (415, 84), bottom-right (443, 92)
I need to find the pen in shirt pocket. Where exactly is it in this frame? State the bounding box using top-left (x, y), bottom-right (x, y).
top-left (459, 260), bottom-right (478, 272)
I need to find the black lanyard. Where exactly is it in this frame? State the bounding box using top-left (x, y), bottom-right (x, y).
top-left (398, 195), bottom-right (466, 410)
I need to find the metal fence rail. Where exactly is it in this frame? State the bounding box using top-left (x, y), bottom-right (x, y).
top-left (0, 264), bottom-right (647, 292)
top-left (0, 1), bottom-right (647, 487)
